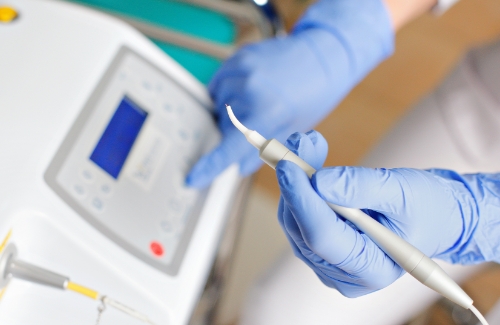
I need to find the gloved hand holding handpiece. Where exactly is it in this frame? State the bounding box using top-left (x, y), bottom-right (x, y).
top-left (275, 130), bottom-right (499, 323)
top-left (224, 102), bottom-right (492, 323)
top-left (276, 131), bottom-right (494, 295)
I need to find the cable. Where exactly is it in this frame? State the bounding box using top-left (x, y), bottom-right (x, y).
top-left (470, 304), bottom-right (489, 325)
top-left (66, 284), bottom-right (158, 324)
top-left (103, 297), bottom-right (157, 325)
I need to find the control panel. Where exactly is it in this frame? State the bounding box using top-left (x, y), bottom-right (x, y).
top-left (45, 47), bottom-right (219, 275)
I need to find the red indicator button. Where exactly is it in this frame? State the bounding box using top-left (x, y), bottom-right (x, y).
top-left (150, 241), bottom-right (164, 257)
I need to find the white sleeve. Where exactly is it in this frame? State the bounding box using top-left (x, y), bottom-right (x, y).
top-left (433, 0), bottom-right (460, 14)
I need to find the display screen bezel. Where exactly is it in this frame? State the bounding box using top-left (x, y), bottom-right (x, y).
top-left (44, 46), bottom-right (214, 276)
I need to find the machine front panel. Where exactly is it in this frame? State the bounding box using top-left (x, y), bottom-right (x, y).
top-left (45, 47), bottom-right (219, 275)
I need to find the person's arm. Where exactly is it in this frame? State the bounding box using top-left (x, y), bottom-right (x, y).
top-left (186, 0), bottom-right (439, 188)
top-left (384, 0), bottom-right (437, 30)
top-left (187, 0), bottom-right (395, 187)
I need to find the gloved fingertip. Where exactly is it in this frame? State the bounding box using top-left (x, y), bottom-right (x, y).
top-left (276, 160), bottom-right (313, 200)
top-left (185, 159), bottom-right (213, 189)
top-left (285, 132), bottom-right (305, 153)
top-left (275, 160), bottom-right (288, 182)
top-left (275, 160), bottom-right (294, 189)
top-left (239, 155), bottom-right (263, 176)
top-left (305, 129), bottom-right (318, 143)
top-left (185, 174), bottom-right (210, 189)
top-left (185, 150), bottom-right (227, 189)
top-left (305, 129), bottom-right (328, 150)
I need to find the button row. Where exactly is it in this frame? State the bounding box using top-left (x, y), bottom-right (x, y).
top-left (72, 168), bottom-right (114, 213)
top-left (80, 169), bottom-right (113, 195)
top-left (72, 183), bottom-right (106, 213)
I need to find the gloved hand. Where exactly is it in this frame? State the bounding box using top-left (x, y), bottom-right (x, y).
top-left (276, 131), bottom-right (491, 298)
top-left (186, 0), bottom-right (394, 188)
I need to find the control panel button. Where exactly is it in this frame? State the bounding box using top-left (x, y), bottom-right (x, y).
top-left (178, 129), bottom-right (188, 141)
top-left (142, 81), bottom-right (152, 91)
top-left (150, 241), bottom-right (164, 257)
top-left (163, 103), bottom-right (173, 113)
top-left (91, 197), bottom-right (104, 212)
top-left (193, 130), bottom-right (201, 141)
top-left (81, 169), bottom-right (94, 183)
top-left (72, 184), bottom-right (87, 199)
top-left (160, 220), bottom-right (174, 234)
top-left (99, 183), bottom-right (113, 196)
top-left (118, 71), bottom-right (127, 80)
top-left (177, 104), bottom-right (185, 116)
top-left (168, 198), bottom-right (183, 213)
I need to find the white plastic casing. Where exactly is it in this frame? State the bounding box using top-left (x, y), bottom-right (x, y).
top-left (0, 1), bottom-right (241, 324)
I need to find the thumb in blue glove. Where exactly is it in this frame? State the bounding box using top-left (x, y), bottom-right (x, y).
top-left (277, 130), bottom-right (480, 297)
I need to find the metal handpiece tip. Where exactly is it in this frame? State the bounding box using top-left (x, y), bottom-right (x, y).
top-left (226, 105), bottom-right (248, 134)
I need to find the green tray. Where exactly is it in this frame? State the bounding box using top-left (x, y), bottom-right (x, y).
top-left (69, 0), bottom-right (237, 84)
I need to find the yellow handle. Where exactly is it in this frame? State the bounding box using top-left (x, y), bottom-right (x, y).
top-left (67, 282), bottom-right (99, 300)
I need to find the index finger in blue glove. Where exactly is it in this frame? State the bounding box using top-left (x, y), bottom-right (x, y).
top-left (277, 160), bottom-right (403, 294)
top-left (284, 130), bottom-right (328, 171)
top-left (279, 197), bottom-right (362, 285)
top-left (277, 160), bottom-right (359, 265)
top-left (312, 166), bottom-right (468, 258)
top-left (278, 197), bottom-right (322, 267)
top-left (186, 127), bottom-right (252, 188)
top-left (312, 167), bottom-right (410, 214)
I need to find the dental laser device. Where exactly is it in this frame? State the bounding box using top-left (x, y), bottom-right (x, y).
top-left (0, 1), bottom-right (247, 323)
top-left (226, 105), bottom-right (489, 325)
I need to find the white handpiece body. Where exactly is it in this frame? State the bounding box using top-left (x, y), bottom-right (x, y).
top-left (259, 138), bottom-right (473, 309)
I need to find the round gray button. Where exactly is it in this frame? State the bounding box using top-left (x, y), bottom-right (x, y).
top-left (160, 220), bottom-right (174, 233)
top-left (178, 129), bottom-right (188, 141)
top-left (73, 184), bottom-right (86, 199)
top-left (163, 103), bottom-right (173, 112)
top-left (100, 184), bottom-right (113, 196)
top-left (91, 197), bottom-right (104, 212)
top-left (81, 169), bottom-right (94, 183)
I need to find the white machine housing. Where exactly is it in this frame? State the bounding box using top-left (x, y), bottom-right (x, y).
top-left (0, 0), bottom-right (240, 324)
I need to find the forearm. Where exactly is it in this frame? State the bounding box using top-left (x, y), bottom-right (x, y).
top-left (383, 0), bottom-right (438, 31)
top-left (429, 169), bottom-right (500, 264)
top-left (459, 172), bottom-right (500, 264)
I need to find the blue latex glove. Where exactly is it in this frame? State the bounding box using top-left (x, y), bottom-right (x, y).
top-left (277, 131), bottom-right (498, 298)
top-left (186, 0), bottom-right (394, 188)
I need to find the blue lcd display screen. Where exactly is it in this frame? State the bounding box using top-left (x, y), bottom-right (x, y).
top-left (90, 96), bottom-right (148, 179)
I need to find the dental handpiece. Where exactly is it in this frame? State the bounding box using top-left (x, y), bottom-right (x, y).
top-left (0, 243), bottom-right (157, 325)
top-left (225, 105), bottom-right (488, 323)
